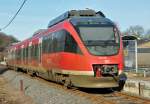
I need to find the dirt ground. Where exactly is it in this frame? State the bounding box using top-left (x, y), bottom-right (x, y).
top-left (0, 65), bottom-right (35, 104)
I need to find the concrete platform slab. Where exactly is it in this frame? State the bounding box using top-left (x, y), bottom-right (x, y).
top-left (124, 76), bottom-right (150, 99)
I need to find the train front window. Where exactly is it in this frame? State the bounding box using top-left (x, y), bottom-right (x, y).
top-left (78, 26), bottom-right (120, 56)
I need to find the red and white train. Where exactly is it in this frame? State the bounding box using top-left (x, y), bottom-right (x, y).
top-left (7, 10), bottom-right (125, 88)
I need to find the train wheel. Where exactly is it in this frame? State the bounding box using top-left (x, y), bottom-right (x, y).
top-left (64, 78), bottom-right (72, 89)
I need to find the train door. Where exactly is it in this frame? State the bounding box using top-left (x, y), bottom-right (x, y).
top-left (28, 42), bottom-right (32, 66)
top-left (21, 45), bottom-right (24, 65)
top-left (24, 46), bottom-right (27, 65)
top-left (38, 38), bottom-right (42, 64)
top-left (25, 46), bottom-right (28, 65)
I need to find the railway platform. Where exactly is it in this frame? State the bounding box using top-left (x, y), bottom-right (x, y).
top-left (124, 71), bottom-right (150, 99)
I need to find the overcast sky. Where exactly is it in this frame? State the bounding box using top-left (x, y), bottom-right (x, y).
top-left (0, 0), bottom-right (150, 40)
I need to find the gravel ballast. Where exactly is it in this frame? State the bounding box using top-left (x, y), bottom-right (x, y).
top-left (2, 70), bottom-right (93, 104)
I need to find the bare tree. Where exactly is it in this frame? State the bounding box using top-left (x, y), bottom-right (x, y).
top-left (0, 32), bottom-right (19, 52)
top-left (146, 29), bottom-right (150, 35)
top-left (144, 29), bottom-right (150, 38)
top-left (124, 25), bottom-right (144, 37)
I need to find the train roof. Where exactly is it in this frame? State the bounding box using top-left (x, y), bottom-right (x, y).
top-left (69, 17), bottom-right (114, 26)
top-left (48, 9), bottom-right (106, 28)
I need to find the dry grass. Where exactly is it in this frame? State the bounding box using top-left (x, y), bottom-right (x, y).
top-left (0, 76), bottom-right (35, 104)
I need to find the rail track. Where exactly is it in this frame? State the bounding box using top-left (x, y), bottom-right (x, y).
top-left (64, 87), bottom-right (150, 104)
top-left (27, 72), bottom-right (150, 104)
top-left (1, 66), bottom-right (150, 104)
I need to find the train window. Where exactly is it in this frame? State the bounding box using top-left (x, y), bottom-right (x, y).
top-left (35, 44), bottom-right (39, 59)
top-left (12, 50), bottom-right (14, 60)
top-left (23, 48), bottom-right (25, 59)
top-left (15, 50), bottom-right (17, 60)
top-left (51, 31), bottom-right (63, 52)
top-left (21, 48), bottom-right (23, 60)
top-left (49, 35), bottom-right (53, 53)
top-left (18, 49), bottom-right (20, 60)
top-left (31, 45), bottom-right (35, 58)
top-left (42, 36), bottom-right (50, 53)
top-left (31, 46), bottom-right (33, 58)
top-left (32, 44), bottom-right (38, 60)
top-left (34, 45), bottom-right (36, 58)
top-left (14, 50), bottom-right (16, 59)
top-left (77, 26), bottom-right (120, 56)
top-left (24, 48), bottom-right (25, 59)
top-left (28, 46), bottom-right (32, 60)
top-left (18, 49), bottom-right (21, 60)
top-left (43, 31), bottom-right (65, 53)
top-left (25, 47), bottom-right (27, 58)
top-left (56, 30), bottom-right (65, 52)
top-left (42, 30), bottom-right (81, 54)
top-left (42, 38), bottom-right (46, 53)
top-left (26, 47), bottom-right (28, 58)
top-left (64, 31), bottom-right (81, 54)
top-left (53, 37), bottom-right (58, 52)
top-left (46, 36), bottom-right (50, 53)
top-left (19, 49), bottom-right (20, 60)
top-left (48, 34), bottom-right (53, 53)
top-left (19, 49), bottom-right (21, 60)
